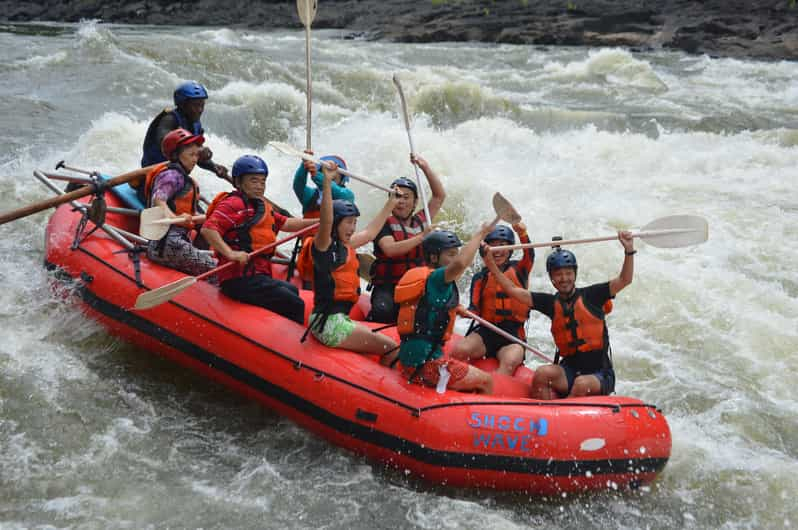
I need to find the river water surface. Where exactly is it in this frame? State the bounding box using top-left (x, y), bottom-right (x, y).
top-left (0, 21), bottom-right (796, 529)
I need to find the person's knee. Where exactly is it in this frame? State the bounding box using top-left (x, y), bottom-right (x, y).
top-left (570, 376), bottom-right (597, 397)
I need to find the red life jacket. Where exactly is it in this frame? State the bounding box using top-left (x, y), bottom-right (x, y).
top-left (550, 290), bottom-right (613, 372)
top-left (205, 191), bottom-right (278, 272)
top-left (143, 162), bottom-right (199, 228)
top-left (470, 264), bottom-right (531, 337)
top-left (395, 266), bottom-right (458, 345)
top-left (371, 212), bottom-right (426, 286)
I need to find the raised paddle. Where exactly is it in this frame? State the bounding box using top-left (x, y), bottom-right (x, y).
top-left (134, 222), bottom-right (320, 310)
top-left (139, 205), bottom-right (206, 240)
top-left (0, 165), bottom-right (157, 226)
top-left (490, 215), bottom-right (709, 252)
top-left (491, 192), bottom-right (522, 225)
top-left (268, 141), bottom-right (395, 194)
top-left (297, 0), bottom-right (318, 150)
top-left (392, 74), bottom-right (432, 227)
top-left (457, 308), bottom-right (554, 364)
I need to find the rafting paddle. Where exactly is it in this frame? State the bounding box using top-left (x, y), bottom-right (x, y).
top-left (268, 142), bottom-right (395, 193)
top-left (489, 215), bottom-right (709, 252)
top-left (297, 0), bottom-right (317, 151)
top-left (392, 74), bottom-right (432, 226)
top-left (0, 165), bottom-right (157, 226)
top-left (134, 223), bottom-right (320, 310)
top-left (139, 205), bottom-right (206, 240)
top-left (491, 192), bottom-right (522, 225)
top-left (457, 308), bottom-right (553, 364)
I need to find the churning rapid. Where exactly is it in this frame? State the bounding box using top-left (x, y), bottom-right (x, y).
top-left (0, 20), bottom-right (796, 529)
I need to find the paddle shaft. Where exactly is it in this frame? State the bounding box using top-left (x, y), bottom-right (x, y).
top-left (491, 228), bottom-right (697, 252)
top-left (305, 21), bottom-right (312, 150)
top-left (1, 165), bottom-right (156, 226)
top-left (150, 215), bottom-right (206, 226)
top-left (286, 146), bottom-right (394, 193)
top-left (195, 222), bottom-right (320, 282)
top-left (393, 76), bottom-right (432, 225)
top-left (460, 309), bottom-right (553, 364)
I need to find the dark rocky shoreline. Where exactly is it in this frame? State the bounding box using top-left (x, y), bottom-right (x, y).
top-left (2, 0), bottom-right (797, 61)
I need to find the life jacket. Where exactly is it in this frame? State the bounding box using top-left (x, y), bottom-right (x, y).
top-left (371, 212), bottom-right (426, 286)
top-left (295, 236), bottom-right (316, 286)
top-left (206, 190), bottom-right (278, 270)
top-left (470, 263), bottom-right (531, 336)
top-left (140, 107), bottom-right (204, 169)
top-left (313, 240), bottom-right (361, 314)
top-left (143, 162), bottom-right (199, 229)
top-left (395, 267), bottom-right (459, 347)
top-left (550, 290), bottom-right (613, 373)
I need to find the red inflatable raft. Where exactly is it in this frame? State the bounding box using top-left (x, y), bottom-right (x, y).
top-left (43, 192), bottom-right (671, 494)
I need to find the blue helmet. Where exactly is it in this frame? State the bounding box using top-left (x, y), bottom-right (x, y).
top-left (546, 248), bottom-right (577, 273)
top-left (484, 225), bottom-right (515, 245)
top-left (332, 199), bottom-right (360, 222)
top-left (173, 81), bottom-right (208, 106)
top-left (422, 230), bottom-right (462, 261)
top-left (391, 177), bottom-right (418, 198)
top-left (232, 155), bottom-right (268, 180)
top-left (319, 155), bottom-right (349, 184)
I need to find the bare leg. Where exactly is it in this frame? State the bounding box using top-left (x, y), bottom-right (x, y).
top-left (495, 343), bottom-right (525, 376)
top-left (335, 324), bottom-right (397, 356)
top-left (569, 375), bottom-right (602, 397)
top-left (447, 365), bottom-right (493, 395)
top-left (530, 364), bottom-right (569, 400)
top-left (450, 332), bottom-right (487, 361)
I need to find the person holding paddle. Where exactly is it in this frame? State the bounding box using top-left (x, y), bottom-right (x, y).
top-left (367, 153), bottom-right (445, 324)
top-left (200, 155), bottom-right (317, 324)
top-left (143, 128), bottom-right (217, 275)
top-left (137, 81), bottom-right (228, 203)
top-left (394, 226), bottom-right (496, 394)
top-left (452, 223), bottom-right (534, 375)
top-left (483, 232), bottom-right (635, 399)
top-left (303, 162), bottom-right (398, 357)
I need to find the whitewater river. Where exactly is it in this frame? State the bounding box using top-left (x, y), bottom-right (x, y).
top-left (1, 21), bottom-right (796, 529)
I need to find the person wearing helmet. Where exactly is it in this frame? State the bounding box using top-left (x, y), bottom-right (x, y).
top-left (368, 153), bottom-right (446, 324)
top-left (451, 222), bottom-right (534, 375)
top-left (293, 153), bottom-right (354, 219)
top-left (201, 155), bottom-right (318, 324)
top-left (138, 81), bottom-right (228, 203)
top-left (482, 231), bottom-right (636, 399)
top-left (303, 162), bottom-right (399, 356)
top-left (393, 223), bottom-right (496, 394)
top-left (142, 128), bottom-right (216, 275)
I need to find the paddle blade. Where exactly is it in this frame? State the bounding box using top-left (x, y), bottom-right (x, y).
top-left (492, 192), bottom-right (522, 225)
top-left (139, 205), bottom-right (169, 241)
top-left (297, 0), bottom-right (318, 27)
top-left (134, 276), bottom-right (197, 310)
top-left (638, 215), bottom-right (709, 248)
top-left (392, 74), bottom-right (412, 131)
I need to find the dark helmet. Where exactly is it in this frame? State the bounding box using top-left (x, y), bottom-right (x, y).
top-left (161, 128), bottom-right (204, 159)
top-left (232, 155), bottom-right (268, 180)
top-left (422, 230), bottom-right (462, 261)
top-left (546, 248), bottom-right (578, 273)
top-left (173, 81), bottom-right (208, 106)
top-left (484, 225), bottom-right (516, 245)
top-left (332, 199), bottom-right (360, 223)
top-left (319, 155), bottom-right (349, 185)
top-left (391, 177), bottom-right (418, 198)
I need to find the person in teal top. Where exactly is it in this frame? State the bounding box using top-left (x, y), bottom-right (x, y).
top-left (394, 225), bottom-right (496, 394)
top-left (292, 154), bottom-right (354, 218)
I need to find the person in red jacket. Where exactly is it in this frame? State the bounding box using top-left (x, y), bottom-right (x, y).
top-left (483, 232), bottom-right (635, 399)
top-left (201, 155), bottom-right (316, 324)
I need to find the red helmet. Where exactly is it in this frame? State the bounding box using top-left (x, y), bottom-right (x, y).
top-left (161, 128), bottom-right (204, 159)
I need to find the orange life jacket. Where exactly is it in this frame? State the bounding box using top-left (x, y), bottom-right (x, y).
top-left (371, 212), bottom-right (426, 286)
top-left (143, 162), bottom-right (198, 228)
top-left (470, 264), bottom-right (531, 334)
top-left (395, 266), bottom-right (458, 345)
top-left (312, 241), bottom-right (360, 313)
top-left (205, 190), bottom-right (278, 259)
top-left (550, 290), bottom-right (613, 372)
top-left (295, 236), bottom-right (316, 284)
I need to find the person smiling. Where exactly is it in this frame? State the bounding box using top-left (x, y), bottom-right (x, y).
top-left (304, 161), bottom-right (398, 359)
top-left (201, 155), bottom-right (317, 324)
top-left (483, 232), bottom-right (635, 399)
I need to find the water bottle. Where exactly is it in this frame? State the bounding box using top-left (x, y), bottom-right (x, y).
top-left (436, 364), bottom-right (450, 394)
